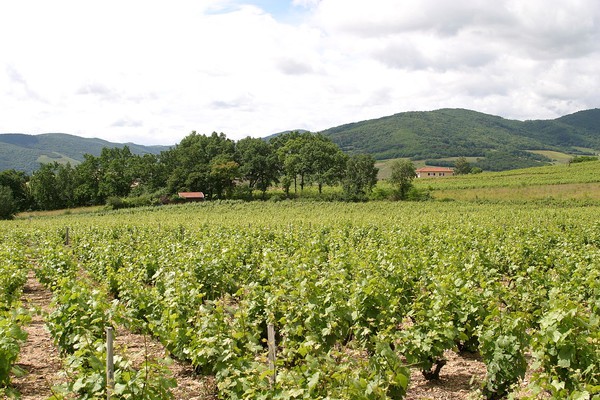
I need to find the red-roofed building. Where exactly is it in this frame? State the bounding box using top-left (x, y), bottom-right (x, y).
top-left (416, 167), bottom-right (454, 178)
top-left (178, 192), bottom-right (205, 201)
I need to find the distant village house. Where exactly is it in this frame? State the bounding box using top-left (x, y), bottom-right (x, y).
top-left (416, 166), bottom-right (454, 178)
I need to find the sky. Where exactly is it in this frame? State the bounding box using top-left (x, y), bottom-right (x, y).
top-left (1, 0), bottom-right (599, 146)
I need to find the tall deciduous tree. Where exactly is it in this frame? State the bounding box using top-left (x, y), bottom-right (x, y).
top-left (389, 160), bottom-right (416, 200)
top-left (275, 132), bottom-right (347, 194)
top-left (56, 163), bottom-right (76, 208)
top-left (303, 134), bottom-right (348, 194)
top-left (73, 154), bottom-right (101, 206)
top-left (343, 154), bottom-right (379, 200)
top-left (161, 131), bottom-right (235, 199)
top-left (0, 169), bottom-right (32, 211)
top-left (129, 154), bottom-right (162, 195)
top-left (276, 132), bottom-right (310, 193)
top-left (236, 137), bottom-right (280, 197)
top-left (210, 154), bottom-right (239, 199)
top-left (454, 157), bottom-right (472, 175)
top-left (98, 147), bottom-right (135, 200)
top-left (30, 162), bottom-right (63, 210)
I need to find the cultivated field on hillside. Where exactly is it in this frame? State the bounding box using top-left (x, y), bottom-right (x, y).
top-left (414, 159), bottom-right (600, 202)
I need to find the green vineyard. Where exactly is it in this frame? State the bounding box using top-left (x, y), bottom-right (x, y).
top-left (1, 200), bottom-right (599, 399)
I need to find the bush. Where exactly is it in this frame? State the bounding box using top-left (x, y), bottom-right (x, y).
top-left (105, 196), bottom-right (129, 210)
top-left (389, 187), bottom-right (431, 201)
top-left (127, 194), bottom-right (156, 208)
top-left (368, 184), bottom-right (395, 201)
top-left (268, 193), bottom-right (285, 202)
top-left (569, 155), bottom-right (598, 164)
top-left (231, 185), bottom-right (253, 201)
top-left (406, 187), bottom-right (432, 201)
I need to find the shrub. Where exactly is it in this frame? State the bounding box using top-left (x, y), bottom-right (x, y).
top-left (105, 196), bottom-right (129, 210)
top-left (569, 155), bottom-right (598, 164)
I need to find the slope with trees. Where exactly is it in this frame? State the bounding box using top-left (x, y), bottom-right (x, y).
top-left (0, 133), bottom-right (168, 173)
top-left (321, 108), bottom-right (600, 169)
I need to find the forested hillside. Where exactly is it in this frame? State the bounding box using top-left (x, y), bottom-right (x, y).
top-left (0, 133), bottom-right (168, 173)
top-left (321, 108), bottom-right (600, 168)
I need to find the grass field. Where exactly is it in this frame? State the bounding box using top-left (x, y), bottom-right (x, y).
top-left (526, 150), bottom-right (573, 164)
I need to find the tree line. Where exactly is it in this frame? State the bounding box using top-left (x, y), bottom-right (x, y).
top-left (0, 131), bottom-right (384, 218)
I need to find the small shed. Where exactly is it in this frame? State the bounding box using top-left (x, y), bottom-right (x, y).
top-left (178, 192), bottom-right (205, 202)
top-left (416, 167), bottom-right (454, 178)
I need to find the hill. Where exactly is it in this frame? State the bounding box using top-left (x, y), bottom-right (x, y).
top-left (412, 158), bottom-right (600, 203)
top-left (3, 108), bottom-right (599, 174)
top-left (321, 108), bottom-right (600, 170)
top-left (0, 133), bottom-right (169, 173)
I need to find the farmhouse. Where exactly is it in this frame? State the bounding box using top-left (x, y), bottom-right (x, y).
top-left (416, 166), bottom-right (454, 178)
top-left (178, 192), bottom-right (205, 202)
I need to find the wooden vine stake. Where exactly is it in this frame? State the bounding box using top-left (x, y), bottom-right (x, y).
top-left (267, 324), bottom-right (277, 386)
top-left (65, 227), bottom-right (70, 246)
top-left (106, 327), bottom-right (114, 399)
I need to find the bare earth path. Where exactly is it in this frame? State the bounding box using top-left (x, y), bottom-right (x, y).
top-left (115, 330), bottom-right (217, 400)
top-left (11, 270), bottom-right (64, 400)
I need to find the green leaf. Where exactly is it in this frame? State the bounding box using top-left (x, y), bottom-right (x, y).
top-left (114, 382), bottom-right (128, 395)
top-left (308, 372), bottom-right (320, 390)
top-left (557, 346), bottom-right (573, 368)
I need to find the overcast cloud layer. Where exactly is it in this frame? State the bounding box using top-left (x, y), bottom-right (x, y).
top-left (1, 0), bottom-right (599, 145)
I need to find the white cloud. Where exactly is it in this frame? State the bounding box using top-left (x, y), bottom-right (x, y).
top-left (0, 0), bottom-right (599, 146)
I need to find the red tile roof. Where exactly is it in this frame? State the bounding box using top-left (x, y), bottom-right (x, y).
top-left (416, 167), bottom-right (454, 172)
top-left (178, 192), bottom-right (205, 199)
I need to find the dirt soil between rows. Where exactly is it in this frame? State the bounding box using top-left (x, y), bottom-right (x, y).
top-left (11, 270), bottom-right (64, 400)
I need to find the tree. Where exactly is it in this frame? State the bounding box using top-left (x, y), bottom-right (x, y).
top-left (161, 131), bottom-right (236, 199)
top-left (0, 169), bottom-right (32, 211)
top-left (276, 132), bottom-right (311, 193)
top-left (389, 160), bottom-right (416, 200)
top-left (73, 154), bottom-right (102, 206)
top-left (28, 162), bottom-right (78, 210)
top-left (303, 135), bottom-right (348, 194)
top-left (454, 157), bottom-right (472, 175)
top-left (129, 154), bottom-right (162, 195)
top-left (236, 137), bottom-right (280, 197)
top-left (98, 147), bottom-right (135, 200)
top-left (343, 154), bottom-right (378, 201)
top-left (55, 163), bottom-right (76, 208)
top-left (275, 132), bottom-right (347, 195)
top-left (0, 185), bottom-right (17, 220)
top-left (30, 162), bottom-right (62, 210)
top-left (209, 154), bottom-right (239, 199)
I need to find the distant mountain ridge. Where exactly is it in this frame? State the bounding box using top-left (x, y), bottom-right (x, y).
top-left (2, 108), bottom-right (600, 173)
top-left (0, 133), bottom-right (169, 173)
